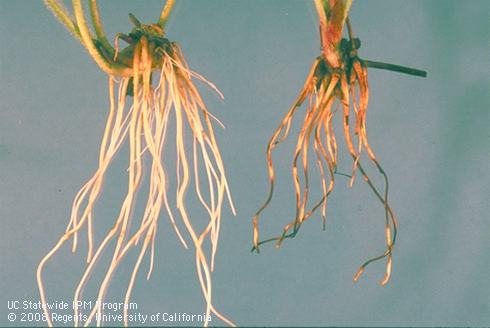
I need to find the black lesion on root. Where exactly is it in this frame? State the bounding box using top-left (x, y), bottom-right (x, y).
top-left (251, 168), bottom-right (354, 253)
top-left (252, 33), bottom-right (413, 253)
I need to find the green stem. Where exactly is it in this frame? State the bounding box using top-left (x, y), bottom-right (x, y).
top-left (72, 0), bottom-right (131, 77)
top-left (44, 0), bottom-right (82, 43)
top-left (89, 0), bottom-right (116, 59)
top-left (364, 60), bottom-right (427, 77)
top-left (158, 0), bottom-right (176, 28)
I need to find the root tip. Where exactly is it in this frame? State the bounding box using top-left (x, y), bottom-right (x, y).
top-left (353, 267), bottom-right (365, 282)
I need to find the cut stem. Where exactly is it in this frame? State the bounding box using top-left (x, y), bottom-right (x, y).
top-left (364, 60), bottom-right (427, 77)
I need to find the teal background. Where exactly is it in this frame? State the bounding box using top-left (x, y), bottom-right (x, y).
top-left (1, 0), bottom-right (489, 326)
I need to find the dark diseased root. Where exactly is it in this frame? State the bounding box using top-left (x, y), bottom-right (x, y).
top-left (252, 39), bottom-right (398, 285)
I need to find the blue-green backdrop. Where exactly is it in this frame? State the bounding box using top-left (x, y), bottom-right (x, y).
top-left (1, 1), bottom-right (489, 326)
